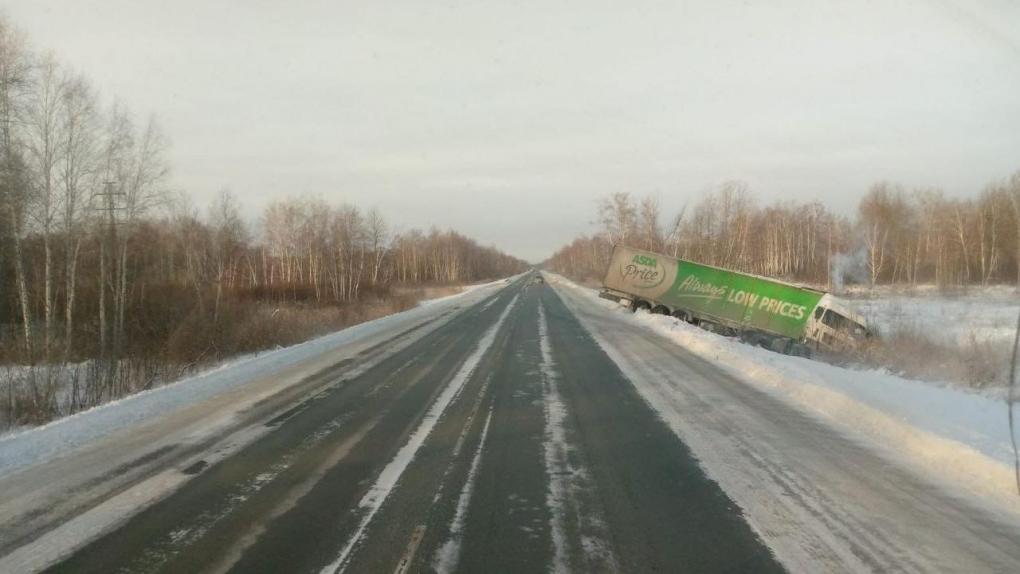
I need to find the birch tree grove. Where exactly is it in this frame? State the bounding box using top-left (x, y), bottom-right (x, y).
top-left (0, 19), bottom-right (33, 367)
top-left (58, 74), bottom-right (100, 361)
top-left (0, 16), bottom-right (527, 425)
top-left (547, 178), bottom-right (1020, 291)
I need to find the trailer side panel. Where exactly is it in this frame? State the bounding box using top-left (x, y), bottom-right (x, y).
top-left (664, 260), bottom-right (822, 339)
top-left (602, 246), bottom-right (823, 340)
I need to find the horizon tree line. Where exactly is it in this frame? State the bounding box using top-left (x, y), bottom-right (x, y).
top-left (546, 175), bottom-right (1020, 291)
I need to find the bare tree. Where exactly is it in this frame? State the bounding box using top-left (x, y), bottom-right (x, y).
top-left (26, 53), bottom-right (67, 364)
top-left (367, 208), bottom-right (387, 286)
top-left (58, 73), bottom-right (101, 357)
top-left (638, 195), bottom-right (662, 252)
top-left (208, 188), bottom-right (246, 321)
top-left (859, 183), bottom-right (906, 286)
top-left (117, 115), bottom-right (168, 371)
top-left (977, 186), bottom-right (1003, 286)
top-left (1009, 172), bottom-right (1020, 290)
top-left (0, 18), bottom-right (34, 364)
top-left (598, 192), bottom-right (636, 246)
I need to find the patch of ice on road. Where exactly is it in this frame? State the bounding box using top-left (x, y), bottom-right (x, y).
top-left (433, 406), bottom-right (494, 574)
top-left (548, 273), bottom-right (1020, 510)
top-left (321, 295), bottom-right (519, 574)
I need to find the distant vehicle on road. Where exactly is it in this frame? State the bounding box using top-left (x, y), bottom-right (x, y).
top-left (532, 275), bottom-right (544, 285)
top-left (599, 245), bottom-right (869, 355)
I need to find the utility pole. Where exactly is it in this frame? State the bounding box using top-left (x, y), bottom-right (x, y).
top-left (93, 180), bottom-right (124, 399)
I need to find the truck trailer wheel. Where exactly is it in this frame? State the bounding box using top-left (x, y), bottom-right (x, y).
top-left (651, 305), bottom-right (670, 315)
top-left (790, 342), bottom-right (812, 358)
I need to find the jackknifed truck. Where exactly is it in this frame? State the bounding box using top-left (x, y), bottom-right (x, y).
top-left (599, 245), bottom-right (870, 355)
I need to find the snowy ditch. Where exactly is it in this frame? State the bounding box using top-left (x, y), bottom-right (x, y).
top-left (547, 273), bottom-right (1020, 513)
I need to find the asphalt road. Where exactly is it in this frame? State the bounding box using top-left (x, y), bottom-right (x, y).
top-left (40, 279), bottom-right (783, 573)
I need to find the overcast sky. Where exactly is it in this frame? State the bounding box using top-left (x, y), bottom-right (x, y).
top-left (5, 0), bottom-right (1020, 261)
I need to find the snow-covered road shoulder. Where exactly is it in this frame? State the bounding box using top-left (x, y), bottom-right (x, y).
top-left (546, 273), bottom-right (1020, 513)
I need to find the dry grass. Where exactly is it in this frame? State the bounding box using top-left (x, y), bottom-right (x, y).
top-left (160, 291), bottom-right (426, 366)
top-left (856, 326), bottom-right (1010, 389)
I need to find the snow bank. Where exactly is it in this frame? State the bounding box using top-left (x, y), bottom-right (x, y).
top-left (417, 278), bottom-right (510, 308)
top-left (548, 274), bottom-right (1020, 508)
top-left (0, 277), bottom-right (515, 479)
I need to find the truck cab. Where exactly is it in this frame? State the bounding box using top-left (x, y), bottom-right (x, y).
top-left (805, 294), bottom-right (870, 352)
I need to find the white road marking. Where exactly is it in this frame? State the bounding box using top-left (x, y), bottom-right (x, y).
top-left (433, 406), bottom-right (494, 573)
top-left (431, 373), bottom-right (494, 506)
top-left (538, 303), bottom-right (572, 573)
top-left (320, 295), bottom-right (519, 574)
top-left (538, 301), bottom-right (619, 573)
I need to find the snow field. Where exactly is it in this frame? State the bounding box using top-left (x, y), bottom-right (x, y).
top-left (848, 288), bottom-right (1019, 388)
top-left (847, 286), bottom-right (1019, 348)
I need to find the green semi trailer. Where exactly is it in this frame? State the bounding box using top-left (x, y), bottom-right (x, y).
top-left (599, 245), bottom-right (869, 354)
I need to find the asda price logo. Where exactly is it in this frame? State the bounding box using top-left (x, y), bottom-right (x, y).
top-left (620, 254), bottom-right (665, 288)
